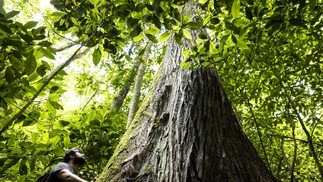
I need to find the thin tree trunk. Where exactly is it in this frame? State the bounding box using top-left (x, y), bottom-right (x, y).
top-left (82, 89), bottom-right (99, 111)
top-left (286, 106), bottom-right (297, 182)
top-left (281, 140), bottom-right (292, 178)
top-left (245, 96), bottom-right (272, 173)
top-left (110, 43), bottom-right (139, 112)
top-left (126, 42), bottom-right (153, 128)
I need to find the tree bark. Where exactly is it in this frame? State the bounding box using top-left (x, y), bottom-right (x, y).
top-left (97, 1), bottom-right (276, 181)
top-left (110, 43), bottom-right (138, 112)
top-left (127, 42), bottom-right (153, 128)
top-left (97, 40), bottom-right (275, 182)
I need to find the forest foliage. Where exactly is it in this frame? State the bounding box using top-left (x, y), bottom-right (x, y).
top-left (0, 0), bottom-right (322, 181)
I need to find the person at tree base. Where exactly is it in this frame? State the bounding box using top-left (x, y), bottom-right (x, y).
top-left (42, 148), bottom-right (94, 182)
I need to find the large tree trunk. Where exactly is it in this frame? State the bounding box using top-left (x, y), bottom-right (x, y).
top-left (97, 2), bottom-right (276, 181)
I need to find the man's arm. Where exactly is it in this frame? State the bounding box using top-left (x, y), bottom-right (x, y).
top-left (56, 169), bottom-right (88, 182)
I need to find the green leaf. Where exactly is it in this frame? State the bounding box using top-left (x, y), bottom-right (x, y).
top-left (52, 147), bottom-right (65, 156)
top-left (5, 67), bottom-right (15, 83)
top-left (9, 56), bottom-right (22, 70)
top-left (50, 101), bottom-right (63, 110)
top-left (40, 48), bottom-right (55, 59)
top-left (23, 21), bottom-right (38, 29)
top-left (50, 86), bottom-right (60, 93)
top-left (182, 49), bottom-right (190, 59)
top-left (237, 39), bottom-right (249, 49)
top-left (198, 33), bottom-right (208, 40)
top-left (174, 32), bottom-right (182, 45)
top-left (2, 158), bottom-right (20, 171)
top-left (183, 29), bottom-right (192, 40)
top-left (133, 32), bottom-right (144, 42)
top-left (158, 32), bottom-right (171, 42)
top-left (239, 26), bottom-right (250, 39)
top-left (145, 26), bottom-right (160, 35)
top-left (30, 111), bottom-right (40, 120)
top-left (63, 135), bottom-right (70, 148)
top-left (36, 64), bottom-right (47, 76)
top-left (29, 158), bottom-right (36, 171)
top-left (198, 0), bottom-right (208, 4)
top-left (152, 14), bottom-right (161, 29)
top-left (60, 120), bottom-right (70, 126)
top-left (130, 25), bottom-right (142, 38)
top-left (245, 6), bottom-right (253, 20)
top-left (172, 9), bottom-right (181, 21)
top-left (262, 0), bottom-right (266, 6)
top-left (92, 48), bottom-right (102, 66)
top-left (24, 53), bottom-right (37, 76)
top-left (58, 70), bottom-right (68, 76)
top-left (5, 10), bottom-right (19, 19)
top-left (127, 17), bottom-right (140, 27)
top-left (90, 119), bottom-right (100, 126)
top-left (19, 33), bottom-right (34, 42)
top-left (210, 17), bottom-right (220, 25)
top-left (70, 17), bottom-right (79, 25)
top-left (231, 34), bottom-right (237, 44)
top-left (51, 12), bottom-right (65, 22)
top-left (89, 0), bottom-right (100, 6)
top-left (23, 119), bottom-right (34, 126)
top-left (28, 72), bottom-right (39, 82)
top-left (232, 0), bottom-right (240, 18)
top-left (146, 34), bottom-right (158, 43)
top-left (209, 41), bottom-right (217, 54)
top-left (38, 41), bottom-right (52, 47)
top-left (0, 23), bottom-right (12, 33)
top-left (3, 97), bottom-right (15, 105)
top-left (186, 22), bottom-right (202, 30)
top-left (183, 15), bottom-right (191, 25)
top-left (19, 158), bottom-right (28, 175)
top-left (51, 136), bottom-right (61, 148)
top-left (164, 18), bottom-right (176, 30)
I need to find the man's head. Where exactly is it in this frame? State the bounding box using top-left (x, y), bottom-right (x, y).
top-left (62, 149), bottom-right (86, 167)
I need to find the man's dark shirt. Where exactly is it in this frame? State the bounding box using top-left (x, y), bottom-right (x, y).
top-left (45, 162), bottom-right (75, 182)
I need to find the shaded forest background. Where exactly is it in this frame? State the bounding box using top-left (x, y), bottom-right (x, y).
top-left (0, 0), bottom-right (322, 181)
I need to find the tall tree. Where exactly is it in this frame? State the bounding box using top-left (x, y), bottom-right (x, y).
top-left (97, 1), bottom-right (275, 181)
top-left (2, 0), bottom-right (322, 180)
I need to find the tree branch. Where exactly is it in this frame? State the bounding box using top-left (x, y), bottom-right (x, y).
top-left (0, 22), bottom-right (101, 135)
top-left (267, 133), bottom-right (323, 146)
top-left (55, 42), bottom-right (78, 52)
top-left (242, 92), bottom-right (272, 174)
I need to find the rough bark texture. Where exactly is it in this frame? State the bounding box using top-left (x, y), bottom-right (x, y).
top-left (97, 2), bottom-right (276, 181)
top-left (97, 38), bottom-right (276, 181)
